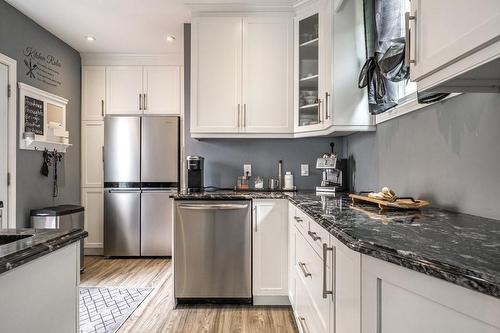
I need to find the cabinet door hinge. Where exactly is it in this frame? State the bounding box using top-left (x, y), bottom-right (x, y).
top-left (7, 84), bottom-right (11, 98)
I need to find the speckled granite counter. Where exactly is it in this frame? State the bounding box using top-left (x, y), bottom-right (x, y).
top-left (0, 228), bottom-right (87, 274)
top-left (173, 191), bottom-right (500, 298)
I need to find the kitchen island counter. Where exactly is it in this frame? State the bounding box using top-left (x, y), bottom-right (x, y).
top-left (0, 228), bottom-right (87, 275)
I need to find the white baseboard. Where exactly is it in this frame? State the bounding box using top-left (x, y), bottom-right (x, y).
top-left (84, 248), bottom-right (103, 256)
top-left (253, 295), bottom-right (291, 306)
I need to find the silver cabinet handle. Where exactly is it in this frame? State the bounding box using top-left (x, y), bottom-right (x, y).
top-left (253, 206), bottom-right (258, 232)
top-left (179, 203), bottom-right (249, 210)
top-left (317, 99), bottom-right (322, 123)
top-left (298, 317), bottom-right (310, 333)
top-left (308, 230), bottom-right (321, 242)
top-left (323, 243), bottom-right (334, 299)
top-left (143, 93), bottom-right (147, 111)
top-left (237, 104), bottom-right (241, 128)
top-left (139, 94), bottom-right (142, 110)
top-left (405, 12), bottom-right (417, 66)
top-left (243, 104), bottom-right (247, 128)
top-left (101, 99), bottom-right (104, 117)
top-left (293, 216), bottom-right (303, 223)
top-left (298, 262), bottom-right (312, 278)
top-left (325, 92), bottom-right (330, 120)
top-left (102, 146), bottom-right (104, 164)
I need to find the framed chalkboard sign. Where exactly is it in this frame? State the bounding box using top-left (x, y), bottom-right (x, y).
top-left (24, 96), bottom-right (44, 135)
top-left (18, 83), bottom-right (71, 152)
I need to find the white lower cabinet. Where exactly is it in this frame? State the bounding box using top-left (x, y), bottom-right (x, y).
top-left (332, 236), bottom-right (361, 333)
top-left (81, 188), bottom-right (104, 251)
top-left (361, 255), bottom-right (500, 333)
top-left (253, 199), bottom-right (288, 304)
top-left (0, 243), bottom-right (80, 333)
top-left (289, 203), bottom-right (499, 333)
top-left (289, 202), bottom-right (333, 333)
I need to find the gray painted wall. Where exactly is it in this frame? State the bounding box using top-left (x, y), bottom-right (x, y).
top-left (183, 24), bottom-right (340, 190)
top-left (0, 0), bottom-right (81, 227)
top-left (345, 93), bottom-right (500, 220)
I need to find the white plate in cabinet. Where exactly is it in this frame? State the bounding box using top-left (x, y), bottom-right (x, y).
top-left (242, 17), bottom-right (293, 133)
top-left (82, 66), bottom-right (105, 121)
top-left (361, 255), bottom-right (500, 333)
top-left (410, 0), bottom-right (500, 92)
top-left (143, 66), bottom-right (181, 115)
top-left (253, 199), bottom-right (288, 301)
top-left (81, 121), bottom-right (103, 188)
top-left (81, 188), bottom-right (104, 250)
top-left (106, 66), bottom-right (143, 115)
top-left (191, 17), bottom-right (242, 134)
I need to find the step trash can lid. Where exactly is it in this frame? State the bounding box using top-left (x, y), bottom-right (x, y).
top-left (30, 204), bottom-right (84, 216)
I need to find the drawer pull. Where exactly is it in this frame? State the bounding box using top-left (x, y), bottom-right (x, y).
top-left (298, 262), bottom-right (312, 278)
top-left (323, 243), bottom-right (334, 299)
top-left (308, 230), bottom-right (321, 242)
top-left (299, 317), bottom-right (310, 333)
top-left (294, 216), bottom-right (303, 223)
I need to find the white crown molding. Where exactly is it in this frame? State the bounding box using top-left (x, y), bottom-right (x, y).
top-left (186, 2), bottom-right (295, 13)
top-left (80, 53), bottom-right (184, 66)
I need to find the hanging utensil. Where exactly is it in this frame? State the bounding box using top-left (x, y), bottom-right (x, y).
top-left (40, 149), bottom-right (50, 177)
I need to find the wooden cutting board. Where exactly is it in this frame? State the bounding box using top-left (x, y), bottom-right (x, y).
top-left (349, 194), bottom-right (429, 210)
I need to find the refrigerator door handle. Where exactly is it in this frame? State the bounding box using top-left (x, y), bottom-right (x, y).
top-left (107, 189), bottom-right (141, 193)
top-left (179, 203), bottom-right (249, 210)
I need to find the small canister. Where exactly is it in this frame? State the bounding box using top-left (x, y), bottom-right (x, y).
top-left (284, 171), bottom-right (294, 190)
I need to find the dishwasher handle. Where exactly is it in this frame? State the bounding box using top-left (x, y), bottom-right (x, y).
top-left (179, 203), bottom-right (249, 210)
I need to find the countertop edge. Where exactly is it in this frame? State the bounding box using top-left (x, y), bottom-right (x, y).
top-left (0, 229), bottom-right (88, 275)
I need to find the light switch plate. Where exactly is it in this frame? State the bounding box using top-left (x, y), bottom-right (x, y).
top-left (244, 164), bottom-right (252, 177)
top-left (301, 164), bottom-right (309, 176)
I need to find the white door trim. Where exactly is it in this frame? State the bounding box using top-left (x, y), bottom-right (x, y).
top-left (0, 53), bottom-right (17, 229)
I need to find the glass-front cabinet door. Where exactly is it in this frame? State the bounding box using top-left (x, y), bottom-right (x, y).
top-left (297, 13), bottom-right (321, 131)
top-left (295, 1), bottom-right (333, 133)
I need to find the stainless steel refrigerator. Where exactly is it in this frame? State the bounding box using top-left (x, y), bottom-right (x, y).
top-left (103, 116), bottom-right (179, 257)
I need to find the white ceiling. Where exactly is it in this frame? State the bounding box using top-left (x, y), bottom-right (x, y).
top-left (6, 0), bottom-right (192, 54)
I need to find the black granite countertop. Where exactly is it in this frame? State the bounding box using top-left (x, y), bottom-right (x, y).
top-left (173, 190), bottom-right (500, 298)
top-left (0, 228), bottom-right (87, 274)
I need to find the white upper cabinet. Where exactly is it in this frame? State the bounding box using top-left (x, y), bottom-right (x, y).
top-left (143, 66), bottom-right (181, 115)
top-left (82, 66), bottom-right (105, 121)
top-left (191, 17), bottom-right (242, 134)
top-left (409, 0), bottom-right (500, 92)
top-left (253, 199), bottom-right (288, 299)
top-left (106, 66), bottom-right (182, 115)
top-left (106, 66), bottom-right (143, 115)
top-left (242, 17), bottom-right (293, 133)
top-left (191, 15), bottom-right (294, 137)
top-left (294, 0), bottom-right (374, 136)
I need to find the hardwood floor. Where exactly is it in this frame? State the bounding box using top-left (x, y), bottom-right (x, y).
top-left (81, 256), bottom-right (298, 333)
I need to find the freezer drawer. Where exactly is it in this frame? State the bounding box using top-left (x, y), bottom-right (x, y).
top-left (174, 200), bottom-right (252, 300)
top-left (141, 116), bottom-right (179, 185)
top-left (141, 191), bottom-right (174, 256)
top-left (104, 116), bottom-right (140, 184)
top-left (104, 190), bottom-right (140, 257)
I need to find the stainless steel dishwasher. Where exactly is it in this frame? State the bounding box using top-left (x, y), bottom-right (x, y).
top-left (174, 200), bottom-right (252, 303)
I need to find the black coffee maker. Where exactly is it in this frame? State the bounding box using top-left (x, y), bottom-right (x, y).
top-left (187, 156), bottom-right (204, 193)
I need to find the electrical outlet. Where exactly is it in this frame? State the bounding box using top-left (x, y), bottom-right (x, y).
top-left (244, 164), bottom-right (252, 177)
top-left (301, 164), bottom-right (309, 176)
